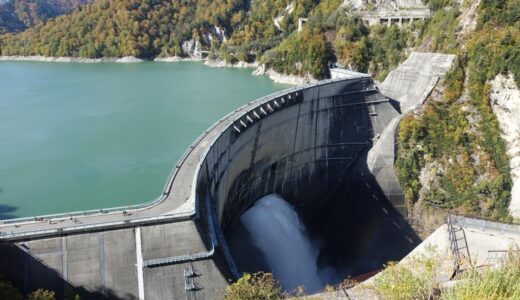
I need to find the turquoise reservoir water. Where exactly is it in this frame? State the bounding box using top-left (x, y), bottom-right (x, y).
top-left (0, 61), bottom-right (290, 219)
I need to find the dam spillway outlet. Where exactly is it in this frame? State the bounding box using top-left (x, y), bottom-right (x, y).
top-left (226, 185), bottom-right (420, 293)
top-left (226, 194), bottom-right (323, 293)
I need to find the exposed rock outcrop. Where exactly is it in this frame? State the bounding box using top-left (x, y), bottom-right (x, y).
top-left (458, 0), bottom-right (481, 35)
top-left (490, 73), bottom-right (520, 218)
top-left (204, 59), bottom-right (257, 68)
top-left (252, 64), bottom-right (316, 85)
top-left (209, 25), bottom-right (226, 42)
top-left (273, 3), bottom-right (294, 31)
top-left (181, 39), bottom-right (203, 58)
top-left (153, 56), bottom-right (203, 62)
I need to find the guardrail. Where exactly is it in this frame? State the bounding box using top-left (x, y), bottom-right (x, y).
top-left (486, 249), bottom-right (520, 265)
top-left (0, 84), bottom-right (300, 227)
top-left (447, 214), bottom-right (471, 276)
top-left (0, 211), bottom-right (194, 241)
top-left (453, 215), bottom-right (520, 237)
top-left (0, 77), bottom-right (371, 241)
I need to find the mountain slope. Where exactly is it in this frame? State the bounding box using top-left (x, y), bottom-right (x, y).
top-left (396, 0), bottom-right (520, 224)
top-left (0, 0), bottom-right (91, 34)
top-left (0, 0), bottom-right (250, 57)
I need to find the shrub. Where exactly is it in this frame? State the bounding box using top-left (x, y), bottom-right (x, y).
top-left (27, 289), bottom-right (56, 300)
top-left (442, 250), bottom-right (520, 299)
top-left (0, 278), bottom-right (23, 300)
top-left (371, 246), bottom-right (441, 300)
top-left (224, 272), bottom-right (282, 300)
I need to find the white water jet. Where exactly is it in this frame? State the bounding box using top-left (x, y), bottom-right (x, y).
top-left (237, 194), bottom-right (323, 292)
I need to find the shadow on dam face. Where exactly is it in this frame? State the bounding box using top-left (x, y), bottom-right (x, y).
top-left (198, 78), bottom-right (422, 292)
top-left (224, 155), bottom-right (420, 293)
top-left (301, 156), bottom-right (420, 280)
top-left (0, 242), bottom-right (137, 300)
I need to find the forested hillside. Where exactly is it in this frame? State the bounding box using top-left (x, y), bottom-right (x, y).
top-left (0, 0), bottom-right (417, 79)
top-left (0, 0), bottom-right (254, 58)
top-left (0, 0), bottom-right (91, 34)
top-left (396, 0), bottom-right (520, 226)
top-left (0, 0), bottom-right (459, 80)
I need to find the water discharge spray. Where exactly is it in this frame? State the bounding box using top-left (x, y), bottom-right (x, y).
top-left (229, 194), bottom-right (324, 292)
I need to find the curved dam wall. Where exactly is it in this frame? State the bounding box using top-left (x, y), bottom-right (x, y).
top-left (194, 76), bottom-right (417, 284)
top-left (195, 77), bottom-right (405, 229)
top-left (0, 76), bottom-right (416, 300)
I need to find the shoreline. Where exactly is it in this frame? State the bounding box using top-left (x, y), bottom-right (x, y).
top-left (252, 64), bottom-right (316, 85)
top-left (0, 55), bottom-right (307, 85)
top-left (203, 58), bottom-right (258, 69)
top-left (0, 55), bottom-right (146, 63)
top-left (153, 56), bottom-right (204, 62)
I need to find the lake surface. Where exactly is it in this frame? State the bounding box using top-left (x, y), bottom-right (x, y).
top-left (0, 61), bottom-right (290, 219)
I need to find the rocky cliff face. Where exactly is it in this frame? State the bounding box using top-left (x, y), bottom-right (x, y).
top-left (181, 25), bottom-right (227, 58)
top-left (181, 39), bottom-right (203, 58)
top-left (458, 0), bottom-right (480, 35)
top-left (490, 74), bottom-right (520, 218)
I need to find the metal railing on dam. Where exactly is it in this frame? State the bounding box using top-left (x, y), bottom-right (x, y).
top-left (0, 76), bottom-right (381, 241)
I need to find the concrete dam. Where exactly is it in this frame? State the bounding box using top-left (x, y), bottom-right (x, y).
top-left (0, 53), bottom-right (455, 299)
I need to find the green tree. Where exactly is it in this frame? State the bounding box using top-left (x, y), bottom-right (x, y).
top-left (0, 278), bottom-right (23, 300)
